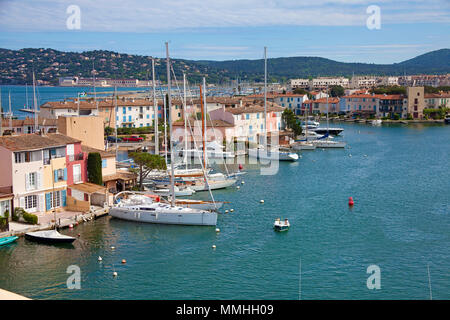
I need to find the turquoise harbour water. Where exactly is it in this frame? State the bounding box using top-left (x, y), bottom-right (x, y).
top-left (0, 122), bottom-right (449, 299)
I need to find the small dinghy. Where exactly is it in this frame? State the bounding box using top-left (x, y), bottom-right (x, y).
top-left (25, 229), bottom-right (76, 244)
top-left (273, 218), bottom-right (290, 232)
top-left (0, 236), bottom-right (18, 246)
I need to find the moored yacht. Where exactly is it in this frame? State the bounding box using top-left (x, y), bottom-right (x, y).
top-left (109, 193), bottom-right (217, 226)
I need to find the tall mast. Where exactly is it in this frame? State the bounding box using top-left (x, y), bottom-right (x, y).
top-left (25, 83), bottom-right (29, 109)
top-left (152, 58), bottom-right (158, 155)
top-left (183, 73), bottom-right (188, 170)
top-left (93, 60), bottom-right (98, 113)
top-left (264, 46), bottom-right (267, 146)
top-left (166, 42), bottom-right (175, 206)
top-left (163, 93), bottom-right (168, 165)
top-left (8, 91), bottom-right (12, 131)
top-left (199, 83), bottom-right (205, 168)
top-left (202, 77), bottom-right (207, 169)
top-left (32, 72), bottom-right (38, 132)
top-left (326, 85), bottom-right (329, 136)
top-left (114, 86), bottom-right (118, 159)
top-left (0, 88), bottom-right (2, 135)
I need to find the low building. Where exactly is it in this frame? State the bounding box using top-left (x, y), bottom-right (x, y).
top-left (57, 116), bottom-right (105, 150)
top-left (1, 117), bottom-right (57, 136)
top-left (0, 133), bottom-right (81, 215)
top-left (302, 97), bottom-right (340, 115)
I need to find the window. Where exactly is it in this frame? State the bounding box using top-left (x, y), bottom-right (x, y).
top-left (49, 191), bottom-right (61, 209)
top-left (73, 165), bottom-right (81, 183)
top-left (27, 172), bottom-right (37, 190)
top-left (123, 107), bottom-right (126, 114)
top-left (123, 116), bottom-right (126, 122)
top-left (0, 200), bottom-right (10, 216)
top-left (54, 169), bottom-right (66, 182)
top-left (128, 107), bottom-right (132, 111)
top-left (25, 195), bottom-right (37, 210)
top-left (102, 159), bottom-right (107, 168)
top-left (146, 114), bottom-right (150, 119)
top-left (128, 115), bottom-right (132, 122)
top-left (257, 113), bottom-right (260, 119)
top-left (246, 114), bottom-right (249, 120)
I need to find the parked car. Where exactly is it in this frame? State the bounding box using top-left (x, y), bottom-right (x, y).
top-left (122, 135), bottom-right (144, 142)
top-left (106, 136), bottom-right (122, 143)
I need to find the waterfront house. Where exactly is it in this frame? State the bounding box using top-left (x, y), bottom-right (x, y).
top-left (0, 133), bottom-right (81, 215)
top-left (0, 117), bottom-right (57, 136)
top-left (302, 97), bottom-right (340, 115)
top-left (406, 87), bottom-right (425, 119)
top-left (339, 94), bottom-right (380, 118)
top-left (80, 145), bottom-right (136, 194)
top-left (0, 186), bottom-right (13, 231)
top-left (209, 102), bottom-right (284, 144)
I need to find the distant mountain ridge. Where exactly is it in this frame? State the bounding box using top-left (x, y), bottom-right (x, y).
top-left (0, 48), bottom-right (449, 85)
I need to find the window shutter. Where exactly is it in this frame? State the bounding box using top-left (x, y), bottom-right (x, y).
top-left (38, 194), bottom-right (45, 212)
top-left (37, 172), bottom-right (42, 189)
top-left (25, 173), bottom-right (30, 191)
top-left (20, 197), bottom-right (25, 208)
top-left (45, 193), bottom-right (51, 211)
top-left (64, 168), bottom-right (67, 181)
top-left (54, 170), bottom-right (58, 183)
top-left (62, 190), bottom-right (67, 207)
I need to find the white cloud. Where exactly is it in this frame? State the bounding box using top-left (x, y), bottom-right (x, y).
top-left (0, 0), bottom-right (448, 32)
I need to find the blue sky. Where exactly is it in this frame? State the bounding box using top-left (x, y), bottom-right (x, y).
top-left (0, 0), bottom-right (449, 63)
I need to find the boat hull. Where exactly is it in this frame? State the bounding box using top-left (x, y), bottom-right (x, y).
top-left (248, 149), bottom-right (299, 161)
top-left (0, 236), bottom-right (18, 246)
top-left (25, 231), bottom-right (76, 244)
top-left (189, 179), bottom-right (237, 191)
top-left (312, 140), bottom-right (346, 148)
top-left (311, 128), bottom-right (344, 136)
top-left (109, 208), bottom-right (217, 226)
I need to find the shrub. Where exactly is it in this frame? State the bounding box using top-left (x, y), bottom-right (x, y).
top-left (13, 207), bottom-right (25, 221)
top-left (23, 212), bottom-right (38, 225)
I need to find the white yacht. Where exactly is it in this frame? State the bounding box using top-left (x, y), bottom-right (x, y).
top-left (312, 139), bottom-right (346, 148)
top-left (152, 185), bottom-right (196, 196)
top-left (248, 145), bottom-right (299, 161)
top-left (291, 141), bottom-right (316, 151)
top-left (109, 193), bottom-right (217, 226)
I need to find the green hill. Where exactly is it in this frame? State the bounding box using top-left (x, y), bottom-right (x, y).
top-left (0, 48), bottom-right (448, 85)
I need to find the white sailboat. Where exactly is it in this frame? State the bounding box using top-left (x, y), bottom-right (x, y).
top-left (312, 87), bottom-right (346, 148)
top-left (109, 43), bottom-right (217, 226)
top-left (248, 47), bottom-right (298, 161)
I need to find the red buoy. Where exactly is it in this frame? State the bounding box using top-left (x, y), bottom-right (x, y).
top-left (239, 164), bottom-right (243, 170)
top-left (348, 197), bottom-right (354, 206)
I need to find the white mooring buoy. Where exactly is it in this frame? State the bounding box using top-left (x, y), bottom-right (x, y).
top-left (236, 186), bottom-right (240, 189)
top-left (215, 228), bottom-right (220, 233)
top-left (113, 272), bottom-right (118, 277)
top-left (98, 256), bottom-right (102, 262)
top-left (225, 210), bottom-right (229, 213)
top-left (230, 209), bottom-right (234, 212)
top-left (212, 245), bottom-right (216, 249)
top-left (260, 200), bottom-right (265, 203)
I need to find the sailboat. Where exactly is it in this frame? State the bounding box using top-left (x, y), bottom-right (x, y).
top-left (312, 87), bottom-right (346, 148)
top-left (248, 47), bottom-right (299, 162)
top-left (109, 43), bottom-right (218, 226)
top-left (292, 105), bottom-right (316, 150)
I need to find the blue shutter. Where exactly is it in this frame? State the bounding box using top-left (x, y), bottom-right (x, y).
top-left (45, 193), bottom-right (51, 211)
top-left (54, 170), bottom-right (58, 183)
top-left (102, 159), bottom-right (107, 168)
top-left (62, 190), bottom-right (67, 207)
top-left (63, 168), bottom-right (67, 181)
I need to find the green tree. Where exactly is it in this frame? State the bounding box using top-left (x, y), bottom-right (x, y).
top-left (104, 126), bottom-right (114, 136)
top-left (87, 152), bottom-right (103, 185)
top-left (130, 152), bottom-right (167, 190)
top-left (282, 109), bottom-right (302, 136)
top-left (330, 85), bottom-right (345, 97)
top-left (293, 88), bottom-right (308, 95)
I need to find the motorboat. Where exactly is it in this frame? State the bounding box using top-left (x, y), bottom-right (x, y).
top-left (291, 141), bottom-right (316, 151)
top-left (0, 236), bottom-right (18, 246)
top-left (248, 145), bottom-right (299, 161)
top-left (312, 139), bottom-right (346, 148)
top-left (371, 119), bottom-right (382, 125)
top-left (173, 199), bottom-right (225, 211)
top-left (25, 230), bottom-right (76, 244)
top-left (188, 178), bottom-right (237, 191)
top-left (109, 193), bottom-right (217, 226)
top-left (273, 218), bottom-right (290, 232)
top-left (152, 185), bottom-right (196, 196)
top-left (310, 127), bottom-right (344, 136)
